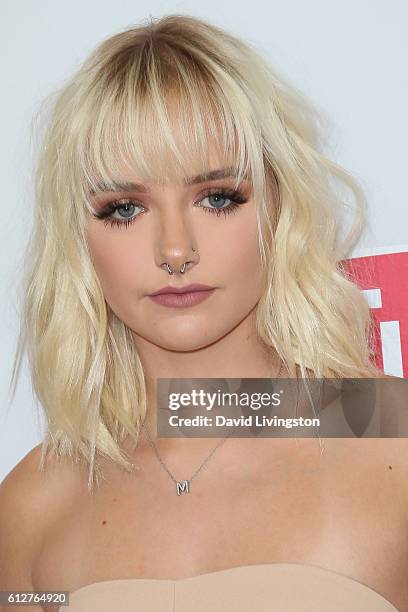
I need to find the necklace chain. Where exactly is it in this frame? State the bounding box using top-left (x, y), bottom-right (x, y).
top-left (142, 423), bottom-right (232, 490)
top-left (142, 360), bottom-right (284, 495)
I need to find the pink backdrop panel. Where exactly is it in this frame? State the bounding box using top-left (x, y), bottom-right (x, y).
top-left (342, 250), bottom-right (408, 378)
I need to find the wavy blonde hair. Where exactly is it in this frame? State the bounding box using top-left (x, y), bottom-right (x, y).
top-left (9, 14), bottom-right (383, 492)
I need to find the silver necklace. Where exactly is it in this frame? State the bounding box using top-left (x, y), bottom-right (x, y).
top-left (143, 360), bottom-right (284, 495)
top-left (143, 422), bottom-right (232, 495)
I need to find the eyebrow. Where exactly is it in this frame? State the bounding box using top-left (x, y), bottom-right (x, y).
top-left (89, 167), bottom-right (248, 195)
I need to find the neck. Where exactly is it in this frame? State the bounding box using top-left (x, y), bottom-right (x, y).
top-left (133, 307), bottom-right (287, 446)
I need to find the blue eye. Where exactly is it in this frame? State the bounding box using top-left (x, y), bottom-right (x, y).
top-left (93, 188), bottom-right (248, 230)
top-left (200, 192), bottom-right (242, 215)
top-left (92, 199), bottom-right (144, 229)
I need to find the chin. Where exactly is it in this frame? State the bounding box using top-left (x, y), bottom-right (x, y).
top-left (152, 334), bottom-right (221, 353)
top-left (143, 321), bottom-right (228, 352)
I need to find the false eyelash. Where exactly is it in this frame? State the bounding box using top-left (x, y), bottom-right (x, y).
top-left (92, 188), bottom-right (248, 230)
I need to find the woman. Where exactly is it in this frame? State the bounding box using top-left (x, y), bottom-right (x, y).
top-left (1, 13), bottom-right (406, 612)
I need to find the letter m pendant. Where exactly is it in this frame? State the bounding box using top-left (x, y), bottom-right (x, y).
top-left (176, 480), bottom-right (190, 495)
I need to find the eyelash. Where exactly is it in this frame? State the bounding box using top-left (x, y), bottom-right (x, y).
top-left (92, 188), bottom-right (248, 230)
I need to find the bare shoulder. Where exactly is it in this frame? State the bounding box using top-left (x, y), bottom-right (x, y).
top-left (0, 444), bottom-right (51, 575)
top-left (0, 443), bottom-right (85, 608)
top-left (373, 372), bottom-right (408, 459)
top-left (327, 374), bottom-right (408, 509)
top-left (0, 442), bottom-right (84, 520)
top-left (369, 373), bottom-right (408, 507)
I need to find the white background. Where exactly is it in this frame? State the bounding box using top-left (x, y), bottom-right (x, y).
top-left (1, 0), bottom-right (407, 481)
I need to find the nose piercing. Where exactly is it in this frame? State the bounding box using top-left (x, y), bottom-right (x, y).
top-left (164, 262), bottom-right (186, 274)
top-left (162, 247), bottom-right (197, 275)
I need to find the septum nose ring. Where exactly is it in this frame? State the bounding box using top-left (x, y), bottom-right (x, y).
top-left (163, 248), bottom-right (196, 274)
top-left (164, 262), bottom-right (187, 274)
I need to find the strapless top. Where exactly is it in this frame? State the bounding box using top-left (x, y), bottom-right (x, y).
top-left (59, 563), bottom-right (399, 611)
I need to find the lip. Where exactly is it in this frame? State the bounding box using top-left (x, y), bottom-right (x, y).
top-left (148, 283), bottom-right (215, 296)
top-left (148, 288), bottom-right (216, 308)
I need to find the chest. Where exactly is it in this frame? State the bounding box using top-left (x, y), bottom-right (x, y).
top-left (33, 439), bottom-right (408, 607)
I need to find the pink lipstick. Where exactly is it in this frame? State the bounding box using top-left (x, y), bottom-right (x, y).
top-left (148, 284), bottom-right (216, 308)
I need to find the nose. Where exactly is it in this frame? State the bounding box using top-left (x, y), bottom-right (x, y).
top-left (155, 208), bottom-right (199, 275)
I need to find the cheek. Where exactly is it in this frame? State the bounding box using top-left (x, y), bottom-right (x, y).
top-left (221, 215), bottom-right (263, 291)
top-left (86, 227), bottom-right (143, 296)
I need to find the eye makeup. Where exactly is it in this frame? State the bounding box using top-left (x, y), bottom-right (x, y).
top-left (92, 187), bottom-right (249, 230)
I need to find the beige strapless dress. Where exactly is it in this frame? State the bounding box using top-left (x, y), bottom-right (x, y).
top-left (59, 563), bottom-right (399, 611)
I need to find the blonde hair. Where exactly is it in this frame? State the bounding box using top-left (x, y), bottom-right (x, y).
top-left (9, 14), bottom-right (382, 492)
